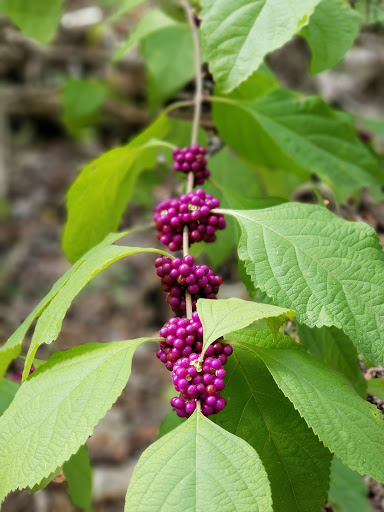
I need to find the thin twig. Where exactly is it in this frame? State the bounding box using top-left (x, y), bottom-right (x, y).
top-left (181, 0), bottom-right (204, 319)
top-left (182, 0), bottom-right (203, 147)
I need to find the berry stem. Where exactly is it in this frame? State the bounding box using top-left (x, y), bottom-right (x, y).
top-left (182, 0), bottom-right (203, 147)
top-left (182, 0), bottom-right (204, 320)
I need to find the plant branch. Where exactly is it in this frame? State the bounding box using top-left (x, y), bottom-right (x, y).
top-left (182, 0), bottom-right (203, 147)
top-left (181, 0), bottom-right (204, 319)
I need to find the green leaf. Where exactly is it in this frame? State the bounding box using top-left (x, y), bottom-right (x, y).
top-left (142, 25), bottom-right (194, 111)
top-left (328, 457), bottom-right (371, 512)
top-left (251, 344), bottom-right (384, 482)
top-left (125, 412), bottom-right (273, 511)
top-left (61, 79), bottom-right (109, 136)
top-left (0, 378), bottom-right (19, 416)
top-left (156, 411), bottom-right (186, 440)
top-left (197, 297), bottom-right (296, 352)
top-left (0, 232), bottom-right (126, 379)
top-left (227, 204), bottom-right (384, 366)
top-left (0, 338), bottom-right (152, 503)
top-left (212, 90), bottom-right (384, 200)
top-left (298, 325), bottom-right (367, 397)
top-left (302, 0), bottom-right (361, 73)
top-left (0, 0), bottom-right (63, 44)
top-left (23, 243), bottom-right (171, 379)
top-left (62, 114), bottom-right (171, 262)
top-left (200, 0), bottom-right (321, 93)
top-left (113, 9), bottom-right (178, 61)
top-left (216, 332), bottom-right (332, 512)
top-left (63, 445), bottom-right (92, 512)
top-left (367, 379), bottom-right (384, 402)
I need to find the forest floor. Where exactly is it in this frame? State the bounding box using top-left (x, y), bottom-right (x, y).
top-left (1, 1), bottom-right (384, 511)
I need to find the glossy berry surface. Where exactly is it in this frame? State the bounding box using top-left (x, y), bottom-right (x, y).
top-left (156, 312), bottom-right (204, 371)
top-left (173, 144), bottom-right (210, 186)
top-left (157, 312), bottom-right (233, 418)
top-left (153, 189), bottom-right (226, 251)
top-left (169, 337), bottom-right (232, 418)
top-left (155, 255), bottom-right (222, 314)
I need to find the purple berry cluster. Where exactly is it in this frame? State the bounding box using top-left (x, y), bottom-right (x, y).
top-left (156, 313), bottom-right (233, 417)
top-left (156, 314), bottom-right (204, 371)
top-left (155, 255), bottom-right (222, 314)
top-left (153, 144), bottom-right (231, 418)
top-left (153, 189), bottom-right (226, 251)
top-left (173, 144), bottom-right (210, 186)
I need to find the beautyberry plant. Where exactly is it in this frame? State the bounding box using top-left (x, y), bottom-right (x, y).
top-left (1, 0), bottom-right (384, 511)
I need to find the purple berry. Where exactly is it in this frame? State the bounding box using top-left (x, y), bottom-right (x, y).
top-left (185, 401), bottom-right (196, 414)
top-left (158, 314), bottom-right (234, 418)
top-left (172, 145), bottom-right (210, 185)
top-left (171, 397), bottom-right (185, 409)
top-left (154, 256), bottom-right (223, 314)
top-left (214, 378), bottom-right (225, 391)
top-left (153, 191), bottom-right (225, 252)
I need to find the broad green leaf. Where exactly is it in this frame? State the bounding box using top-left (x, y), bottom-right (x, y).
top-left (23, 244), bottom-right (171, 379)
top-left (142, 25), bottom-right (194, 111)
top-left (63, 445), bottom-right (92, 512)
top-left (298, 325), bottom-right (367, 397)
top-left (0, 338), bottom-right (153, 503)
top-left (0, 378), bottom-right (19, 415)
top-left (0, 232), bottom-right (126, 379)
top-left (197, 297), bottom-right (296, 351)
top-left (213, 90), bottom-right (384, 200)
top-left (113, 9), bottom-right (178, 61)
top-left (125, 411), bottom-right (273, 511)
top-left (156, 411), bottom-right (186, 440)
top-left (216, 333), bottom-right (331, 512)
top-left (0, 0), bottom-right (63, 44)
top-left (200, 0), bottom-right (321, 93)
top-left (301, 0), bottom-right (361, 73)
top-left (367, 379), bottom-right (384, 402)
top-left (61, 79), bottom-right (109, 136)
top-left (226, 204), bottom-right (384, 366)
top-left (62, 114), bottom-right (171, 262)
top-left (252, 345), bottom-right (384, 481)
top-left (328, 457), bottom-right (371, 512)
